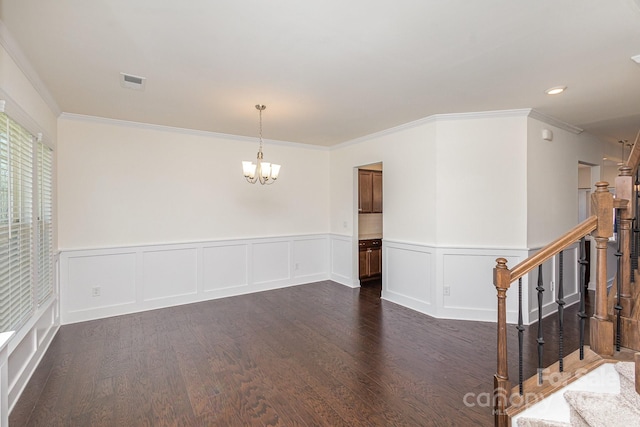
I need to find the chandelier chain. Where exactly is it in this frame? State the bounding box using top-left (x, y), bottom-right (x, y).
top-left (257, 104), bottom-right (265, 151)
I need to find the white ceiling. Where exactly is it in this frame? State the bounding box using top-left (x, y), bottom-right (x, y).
top-left (2, 0), bottom-right (640, 147)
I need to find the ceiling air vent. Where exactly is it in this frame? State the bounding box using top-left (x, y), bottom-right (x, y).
top-left (120, 72), bottom-right (146, 90)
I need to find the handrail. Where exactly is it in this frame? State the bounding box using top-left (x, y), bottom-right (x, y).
top-left (626, 131), bottom-right (640, 174)
top-left (509, 216), bottom-right (598, 282)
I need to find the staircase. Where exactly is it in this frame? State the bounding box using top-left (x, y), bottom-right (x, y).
top-left (492, 141), bottom-right (640, 426)
top-left (514, 359), bottom-right (640, 426)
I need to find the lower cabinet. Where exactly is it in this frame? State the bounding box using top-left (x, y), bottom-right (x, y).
top-left (359, 239), bottom-right (382, 280)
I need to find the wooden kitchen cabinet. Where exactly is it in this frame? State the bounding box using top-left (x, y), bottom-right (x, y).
top-left (358, 170), bottom-right (382, 213)
top-left (359, 239), bottom-right (382, 280)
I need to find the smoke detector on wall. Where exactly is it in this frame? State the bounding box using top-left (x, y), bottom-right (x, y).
top-left (120, 72), bottom-right (146, 90)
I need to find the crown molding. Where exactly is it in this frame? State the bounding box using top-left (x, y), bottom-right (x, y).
top-left (59, 113), bottom-right (330, 151)
top-left (0, 19), bottom-right (61, 117)
top-left (527, 109), bottom-right (583, 134)
top-left (331, 108), bottom-right (537, 150)
top-left (331, 108), bottom-right (584, 150)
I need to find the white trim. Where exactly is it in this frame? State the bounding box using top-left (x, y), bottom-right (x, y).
top-left (0, 19), bottom-right (61, 117)
top-left (0, 91), bottom-right (55, 148)
top-left (528, 109), bottom-right (584, 134)
top-left (381, 238), bottom-right (531, 252)
top-left (59, 112), bottom-right (330, 151)
top-left (58, 232), bottom-right (330, 253)
top-left (4, 297), bottom-right (59, 414)
top-left (331, 108), bottom-right (531, 149)
top-left (0, 331), bottom-right (12, 427)
top-left (331, 108), bottom-right (584, 150)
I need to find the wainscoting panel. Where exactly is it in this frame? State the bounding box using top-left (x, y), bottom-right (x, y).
top-left (380, 242), bottom-right (528, 323)
top-left (66, 252), bottom-right (137, 312)
top-left (6, 297), bottom-right (58, 414)
top-left (440, 251), bottom-right (523, 323)
top-left (330, 235), bottom-right (355, 287)
top-left (60, 234), bottom-right (331, 324)
top-left (142, 248), bottom-right (198, 302)
top-left (293, 238), bottom-right (329, 280)
top-left (202, 244), bottom-right (249, 292)
top-left (252, 241), bottom-right (291, 286)
top-left (7, 331), bottom-right (35, 396)
top-left (382, 241), bottom-right (435, 316)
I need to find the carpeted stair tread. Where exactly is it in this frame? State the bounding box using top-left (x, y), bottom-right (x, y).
top-left (564, 390), bottom-right (640, 427)
top-left (516, 418), bottom-right (571, 427)
top-left (615, 361), bottom-right (635, 382)
top-left (615, 361), bottom-right (640, 408)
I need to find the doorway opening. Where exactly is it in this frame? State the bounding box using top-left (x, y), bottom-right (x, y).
top-left (356, 162), bottom-right (383, 296)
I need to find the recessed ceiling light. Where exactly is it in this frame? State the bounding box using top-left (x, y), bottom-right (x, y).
top-left (632, 54), bottom-right (640, 64)
top-left (545, 86), bottom-right (567, 95)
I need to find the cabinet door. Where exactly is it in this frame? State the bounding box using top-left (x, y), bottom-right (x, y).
top-left (359, 249), bottom-right (369, 279)
top-left (369, 247), bottom-right (382, 276)
top-left (372, 171), bottom-right (383, 213)
top-left (358, 170), bottom-right (373, 213)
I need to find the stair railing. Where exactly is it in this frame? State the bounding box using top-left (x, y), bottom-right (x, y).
top-left (613, 159), bottom-right (638, 351)
top-left (494, 139), bottom-right (640, 426)
top-left (493, 182), bottom-right (614, 427)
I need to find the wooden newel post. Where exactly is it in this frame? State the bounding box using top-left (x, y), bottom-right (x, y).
top-left (615, 166), bottom-right (633, 316)
top-left (590, 181), bottom-right (614, 356)
top-left (494, 257), bottom-right (512, 427)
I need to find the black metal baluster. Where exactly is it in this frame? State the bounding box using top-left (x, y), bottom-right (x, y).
top-left (536, 265), bottom-right (545, 384)
top-left (517, 277), bottom-right (524, 395)
top-left (557, 251), bottom-right (565, 372)
top-left (578, 237), bottom-right (588, 360)
top-left (615, 208), bottom-right (623, 352)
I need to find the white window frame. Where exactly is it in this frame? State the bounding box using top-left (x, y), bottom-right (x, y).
top-left (0, 110), bottom-right (54, 333)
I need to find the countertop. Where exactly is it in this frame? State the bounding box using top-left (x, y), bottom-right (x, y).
top-left (359, 234), bottom-right (383, 241)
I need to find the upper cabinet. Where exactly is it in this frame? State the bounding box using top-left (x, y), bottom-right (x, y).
top-left (358, 170), bottom-right (383, 213)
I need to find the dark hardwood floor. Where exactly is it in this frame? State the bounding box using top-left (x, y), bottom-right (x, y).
top-left (10, 280), bottom-right (588, 426)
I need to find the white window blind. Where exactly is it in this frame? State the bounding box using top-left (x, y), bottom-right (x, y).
top-left (0, 111), bottom-right (55, 333)
top-left (0, 112), bottom-right (34, 332)
top-left (37, 142), bottom-right (53, 304)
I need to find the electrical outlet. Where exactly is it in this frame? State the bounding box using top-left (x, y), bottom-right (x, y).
top-left (550, 281), bottom-right (555, 293)
top-left (343, 221), bottom-right (348, 228)
top-left (295, 263), bottom-right (299, 270)
top-left (443, 286), bottom-right (451, 296)
top-left (92, 286), bottom-right (101, 297)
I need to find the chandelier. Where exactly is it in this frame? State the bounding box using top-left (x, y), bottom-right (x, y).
top-left (242, 104), bottom-right (281, 185)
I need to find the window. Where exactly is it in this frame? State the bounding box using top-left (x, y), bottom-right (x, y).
top-left (0, 111), bottom-right (54, 333)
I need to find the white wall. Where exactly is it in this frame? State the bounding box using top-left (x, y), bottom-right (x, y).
top-left (328, 110), bottom-right (610, 324)
top-left (58, 115), bottom-right (330, 249)
top-left (329, 111), bottom-right (532, 322)
top-left (435, 114), bottom-right (528, 247)
top-left (526, 117), bottom-right (605, 248)
top-left (56, 115), bottom-right (333, 323)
